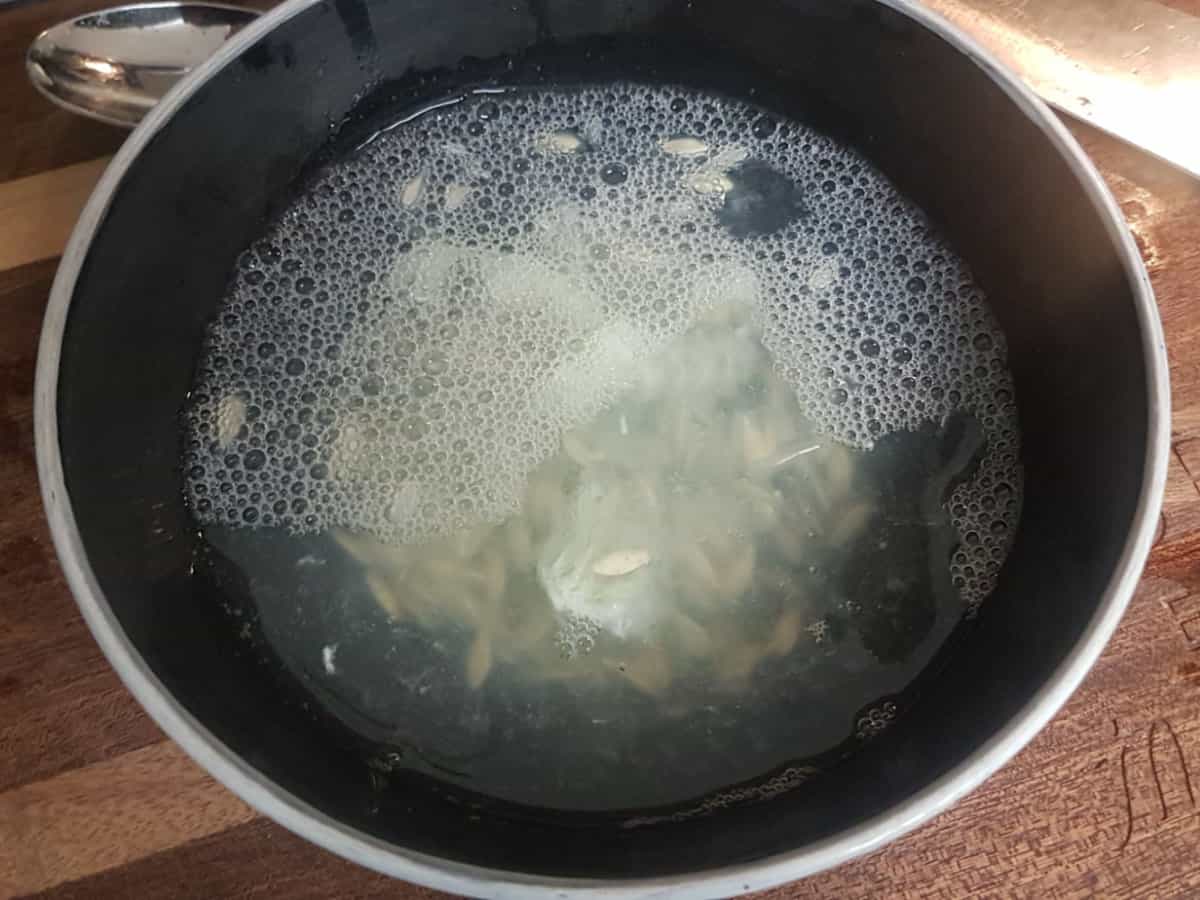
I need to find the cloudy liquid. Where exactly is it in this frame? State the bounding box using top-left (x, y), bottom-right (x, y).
top-left (183, 83), bottom-right (1021, 813)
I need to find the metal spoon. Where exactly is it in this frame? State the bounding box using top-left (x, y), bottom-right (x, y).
top-left (26, 1), bottom-right (258, 128)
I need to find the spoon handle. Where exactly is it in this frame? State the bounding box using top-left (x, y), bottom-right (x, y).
top-left (26, 2), bottom-right (259, 128)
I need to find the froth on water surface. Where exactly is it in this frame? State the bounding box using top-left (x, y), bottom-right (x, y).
top-left (184, 82), bottom-right (1021, 813)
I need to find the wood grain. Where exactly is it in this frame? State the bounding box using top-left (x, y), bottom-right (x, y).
top-left (20, 819), bottom-right (450, 900)
top-left (0, 742), bottom-right (257, 896)
top-left (3, 0), bottom-right (1200, 897)
top-left (0, 159), bottom-right (107, 271)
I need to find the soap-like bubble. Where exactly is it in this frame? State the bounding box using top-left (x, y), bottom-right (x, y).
top-left (184, 83), bottom-right (1020, 614)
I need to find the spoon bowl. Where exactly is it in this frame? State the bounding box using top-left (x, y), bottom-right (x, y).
top-left (26, 1), bottom-right (258, 127)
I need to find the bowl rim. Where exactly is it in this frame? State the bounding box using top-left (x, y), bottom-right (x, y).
top-left (33, 0), bottom-right (1170, 895)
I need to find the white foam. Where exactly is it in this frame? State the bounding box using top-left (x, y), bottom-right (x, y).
top-left (184, 83), bottom-right (1021, 612)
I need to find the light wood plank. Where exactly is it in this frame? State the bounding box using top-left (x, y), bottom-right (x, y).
top-left (0, 741), bottom-right (256, 897)
top-left (0, 158), bottom-right (109, 273)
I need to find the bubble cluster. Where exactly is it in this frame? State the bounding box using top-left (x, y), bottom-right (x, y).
top-left (622, 764), bottom-right (820, 827)
top-left (184, 83), bottom-right (1020, 614)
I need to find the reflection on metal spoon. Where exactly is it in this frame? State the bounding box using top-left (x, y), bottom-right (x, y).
top-left (26, 2), bottom-right (259, 128)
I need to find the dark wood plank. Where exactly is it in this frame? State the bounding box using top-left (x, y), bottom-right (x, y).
top-left (21, 818), bottom-right (450, 900)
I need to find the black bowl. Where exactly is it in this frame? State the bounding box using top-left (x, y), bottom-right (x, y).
top-left (35, 0), bottom-right (1167, 894)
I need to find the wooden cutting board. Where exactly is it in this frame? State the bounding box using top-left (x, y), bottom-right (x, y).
top-left (3, 1), bottom-right (1200, 897)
